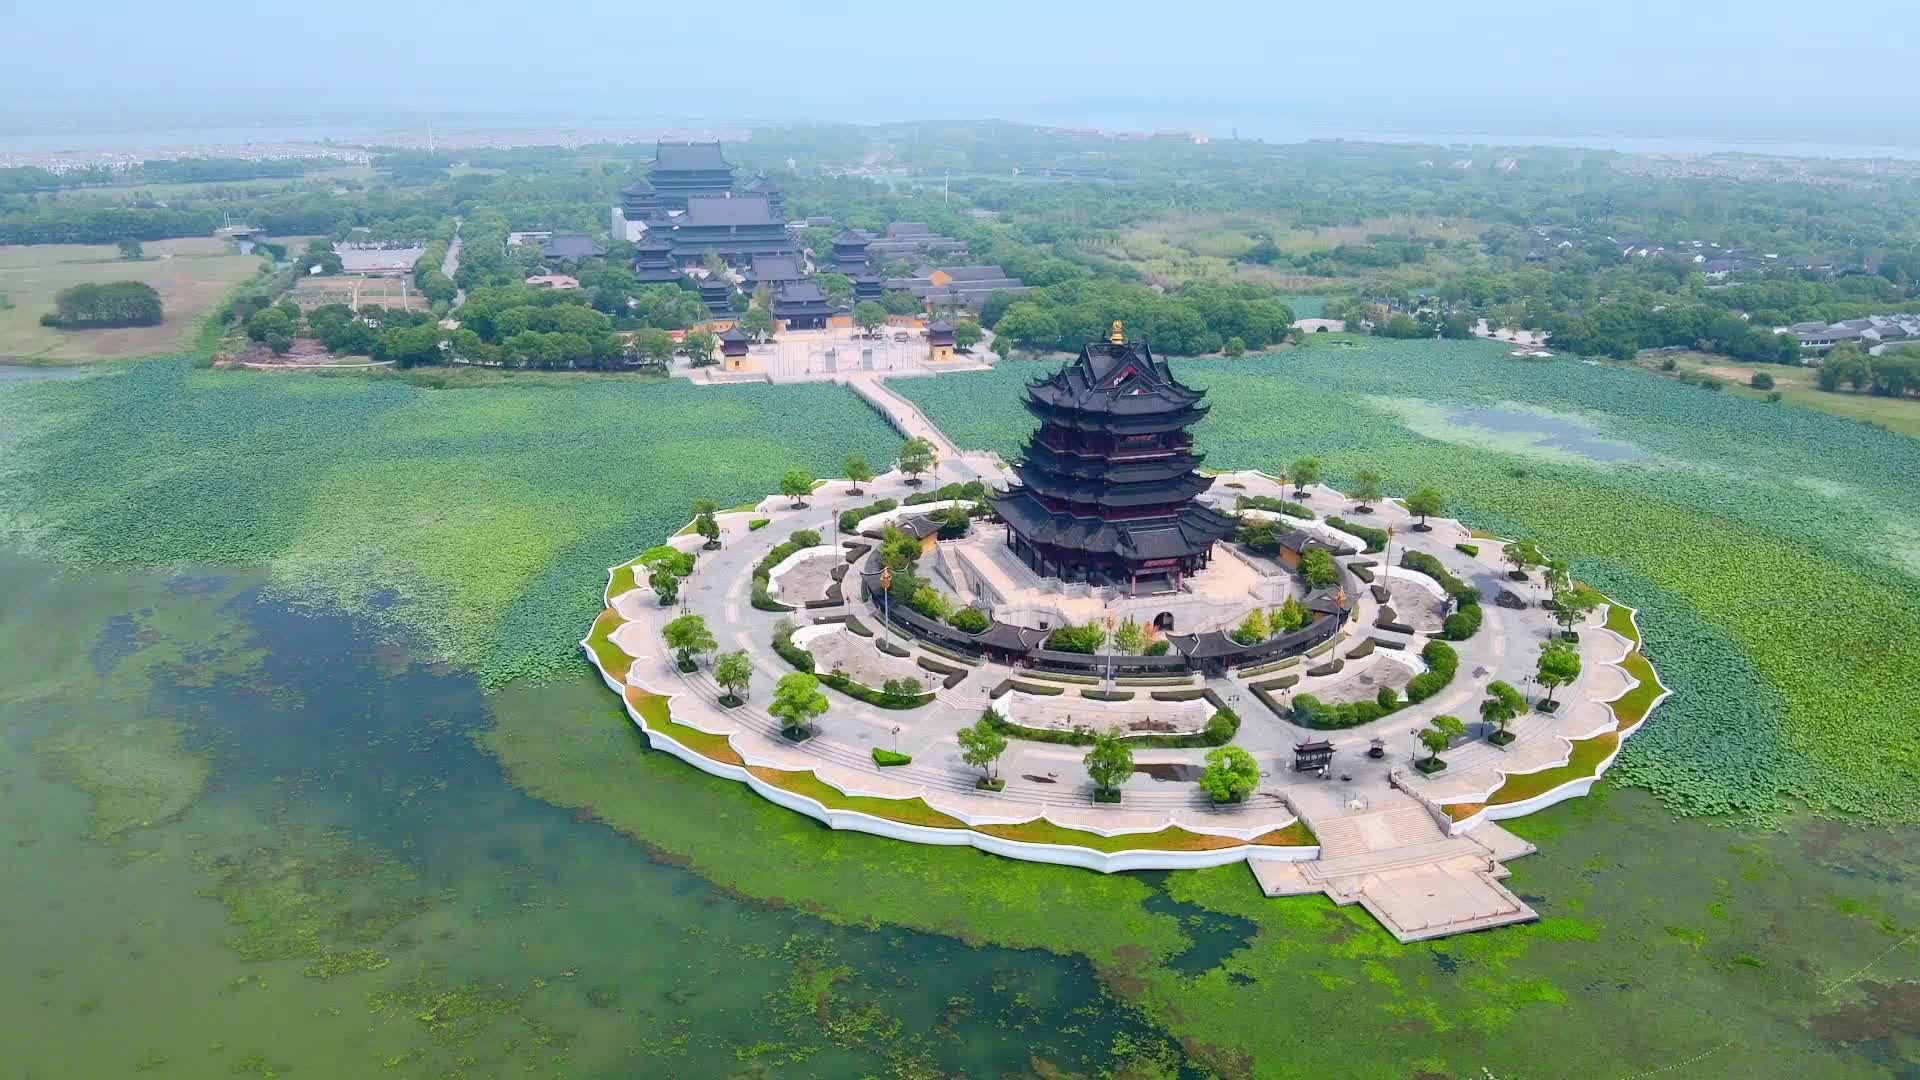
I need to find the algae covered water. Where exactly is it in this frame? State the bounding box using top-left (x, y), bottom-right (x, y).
top-left (0, 554), bottom-right (1174, 1078)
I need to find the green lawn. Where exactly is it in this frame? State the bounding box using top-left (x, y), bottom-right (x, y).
top-left (0, 238), bottom-right (272, 362)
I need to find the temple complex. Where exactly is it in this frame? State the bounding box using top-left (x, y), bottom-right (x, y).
top-left (989, 323), bottom-right (1237, 593)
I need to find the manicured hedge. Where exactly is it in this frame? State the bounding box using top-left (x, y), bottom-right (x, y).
top-left (1252, 674), bottom-right (1298, 692)
top-left (1150, 687), bottom-right (1209, 702)
top-left (1307, 658), bottom-right (1345, 677)
top-left (1249, 684), bottom-right (1287, 718)
top-left (1238, 494), bottom-right (1315, 519)
top-left (1456, 542), bottom-right (1480, 556)
top-left (876, 637), bottom-right (910, 657)
top-left (983, 704), bottom-right (1239, 748)
top-left (917, 655), bottom-right (969, 690)
top-left (1402, 549), bottom-right (1482, 605)
top-left (839, 498), bottom-right (898, 533)
top-left (904, 480), bottom-right (987, 505)
top-left (1442, 602), bottom-right (1484, 641)
top-left (1371, 636), bottom-right (1407, 650)
top-left (821, 670), bottom-right (933, 709)
top-left (752, 529), bottom-right (823, 611)
top-left (1405, 639), bottom-right (1458, 703)
top-left (1328, 515), bottom-right (1388, 553)
top-left (1346, 639), bottom-right (1376, 659)
top-left (1078, 688), bottom-right (1136, 702)
top-left (1349, 565), bottom-right (1375, 583)
top-left (1237, 654), bottom-right (1301, 678)
top-left (845, 616), bottom-right (874, 638)
top-left (989, 678), bottom-right (1066, 698)
top-left (748, 518), bottom-right (770, 531)
top-left (872, 747), bottom-right (912, 766)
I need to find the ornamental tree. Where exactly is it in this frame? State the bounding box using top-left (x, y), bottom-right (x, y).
top-left (1290, 456), bottom-right (1322, 497)
top-left (1550, 586), bottom-right (1602, 636)
top-left (1199, 746), bottom-right (1260, 803)
top-left (1084, 726), bottom-right (1134, 800)
top-left (897, 437), bottom-right (936, 486)
top-left (853, 301), bottom-right (888, 336)
top-left (769, 672), bottom-right (828, 738)
top-left (952, 320), bottom-right (983, 352)
top-left (1350, 469), bottom-right (1385, 512)
top-left (695, 511), bottom-right (720, 549)
top-left (1536, 643), bottom-right (1582, 707)
top-left (958, 714), bottom-right (1009, 785)
top-left (1480, 680), bottom-right (1525, 740)
top-left (740, 306), bottom-right (775, 342)
top-left (662, 613), bottom-right (716, 669)
top-left (780, 468), bottom-right (815, 508)
top-left (1112, 616), bottom-right (1147, 655)
top-left (844, 453), bottom-right (874, 495)
top-left (713, 649), bottom-right (753, 705)
top-left (1231, 606), bottom-right (1270, 645)
top-left (1504, 540), bottom-right (1544, 580)
top-left (651, 569), bottom-right (680, 606)
top-left (1406, 486), bottom-right (1445, 529)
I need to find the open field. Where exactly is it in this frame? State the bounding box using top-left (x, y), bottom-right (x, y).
top-left (1641, 350), bottom-right (1920, 437)
top-left (0, 237), bottom-right (267, 362)
top-left (287, 273), bottom-right (430, 312)
top-left (38, 165), bottom-right (377, 202)
top-left (1087, 212), bottom-right (1478, 289)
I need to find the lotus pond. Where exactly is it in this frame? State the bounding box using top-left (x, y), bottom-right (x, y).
top-left (0, 350), bottom-right (1916, 1078)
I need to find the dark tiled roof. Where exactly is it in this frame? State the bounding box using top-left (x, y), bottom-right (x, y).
top-left (775, 280), bottom-right (828, 304)
top-left (652, 141), bottom-right (733, 171)
top-left (744, 254), bottom-right (804, 282)
top-left (678, 195), bottom-right (781, 228)
top-left (541, 233), bottom-right (606, 260)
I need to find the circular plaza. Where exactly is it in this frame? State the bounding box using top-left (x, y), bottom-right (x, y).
top-left (582, 330), bottom-right (1666, 942)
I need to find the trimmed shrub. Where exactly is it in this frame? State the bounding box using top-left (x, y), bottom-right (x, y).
top-left (748, 518), bottom-right (770, 531)
top-left (903, 480), bottom-right (988, 506)
top-left (1405, 639), bottom-right (1459, 703)
top-left (1252, 674), bottom-right (1298, 692)
top-left (1237, 494), bottom-right (1314, 519)
top-left (1078, 688), bottom-right (1136, 702)
top-left (839, 498), bottom-right (898, 533)
top-left (872, 747), bottom-right (912, 766)
top-left (1203, 706), bottom-right (1241, 745)
top-left (1307, 658), bottom-right (1344, 677)
top-left (845, 616), bottom-right (874, 638)
top-left (1150, 687), bottom-right (1209, 701)
top-left (1442, 603), bottom-right (1484, 641)
top-left (1327, 515), bottom-right (1389, 553)
top-left (1456, 542), bottom-right (1480, 556)
top-left (876, 637), bottom-right (910, 657)
top-left (1402, 550), bottom-right (1481, 606)
top-left (1346, 639), bottom-right (1376, 659)
top-left (947, 607), bottom-right (990, 634)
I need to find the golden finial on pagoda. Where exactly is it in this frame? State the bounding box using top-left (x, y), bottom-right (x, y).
top-left (1109, 320), bottom-right (1126, 344)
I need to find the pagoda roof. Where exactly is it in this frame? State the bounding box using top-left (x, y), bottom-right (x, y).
top-left (698, 277), bottom-right (735, 293)
top-left (678, 194), bottom-right (781, 228)
top-left (719, 326), bottom-right (748, 343)
top-left (651, 141), bottom-right (733, 171)
top-left (620, 177), bottom-right (654, 195)
top-left (928, 317), bottom-right (954, 334)
top-left (1019, 440), bottom-right (1203, 482)
top-left (1026, 338), bottom-right (1205, 416)
top-left (988, 492), bottom-right (1235, 560)
top-left (1014, 470), bottom-right (1213, 508)
top-left (832, 228), bottom-right (871, 245)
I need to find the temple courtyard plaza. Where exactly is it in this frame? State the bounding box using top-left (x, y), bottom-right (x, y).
top-left (674, 325), bottom-right (993, 385)
top-left (588, 384), bottom-right (1662, 943)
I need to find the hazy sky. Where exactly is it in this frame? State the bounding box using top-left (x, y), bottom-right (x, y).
top-left (10, 0), bottom-right (1918, 126)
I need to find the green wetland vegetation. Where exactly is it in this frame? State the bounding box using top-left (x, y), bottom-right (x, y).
top-left (1, 342), bottom-right (1917, 1077)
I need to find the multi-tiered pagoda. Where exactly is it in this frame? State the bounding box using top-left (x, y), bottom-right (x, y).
top-left (990, 324), bottom-right (1236, 593)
